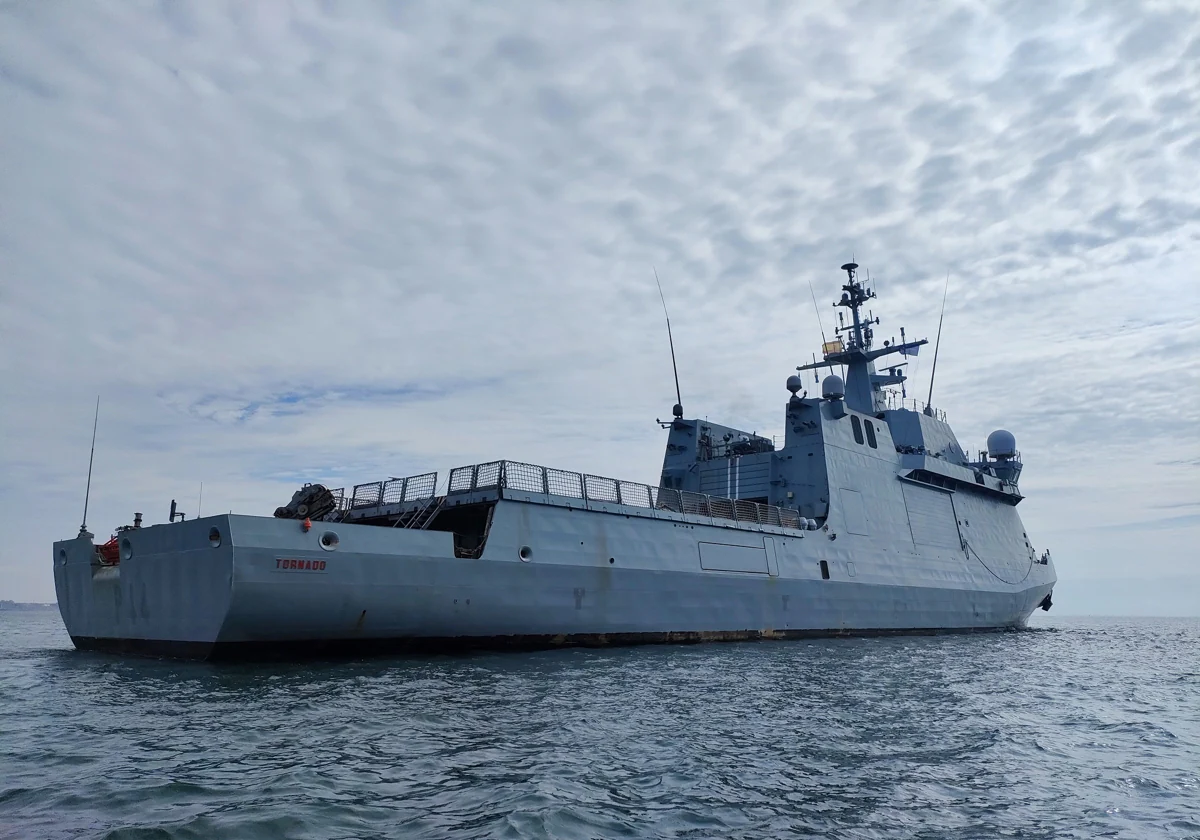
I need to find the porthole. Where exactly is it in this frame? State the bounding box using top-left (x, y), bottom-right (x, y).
top-left (519, 545), bottom-right (533, 562)
top-left (208, 527), bottom-right (222, 548)
top-left (120, 538), bottom-right (133, 561)
top-left (319, 531), bottom-right (339, 551)
top-left (609, 557), bottom-right (615, 564)
top-left (57, 549), bottom-right (68, 567)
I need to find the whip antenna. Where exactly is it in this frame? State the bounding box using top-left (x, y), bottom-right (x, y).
top-left (654, 267), bottom-right (684, 419)
top-left (807, 278), bottom-right (829, 347)
top-left (926, 271), bottom-right (950, 411)
top-left (80, 396), bottom-right (99, 536)
top-left (807, 278), bottom-right (832, 384)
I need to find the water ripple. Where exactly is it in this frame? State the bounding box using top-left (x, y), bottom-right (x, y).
top-left (1, 613), bottom-right (1198, 839)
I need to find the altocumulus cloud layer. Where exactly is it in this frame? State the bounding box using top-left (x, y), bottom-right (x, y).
top-left (1, 0), bottom-right (1197, 609)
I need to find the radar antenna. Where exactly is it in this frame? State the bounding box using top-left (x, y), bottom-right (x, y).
top-left (654, 268), bottom-right (684, 421)
top-left (80, 396), bottom-right (99, 536)
top-left (926, 271), bottom-right (950, 412)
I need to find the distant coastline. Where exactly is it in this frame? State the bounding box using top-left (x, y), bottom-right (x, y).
top-left (0, 600), bottom-right (57, 611)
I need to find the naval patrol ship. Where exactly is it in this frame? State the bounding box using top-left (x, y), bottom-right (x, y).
top-left (53, 263), bottom-right (1055, 659)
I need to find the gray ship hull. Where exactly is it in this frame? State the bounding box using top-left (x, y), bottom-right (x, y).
top-left (54, 493), bottom-right (1055, 661)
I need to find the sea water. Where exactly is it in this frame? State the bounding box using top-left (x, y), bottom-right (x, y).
top-left (1, 610), bottom-right (1197, 839)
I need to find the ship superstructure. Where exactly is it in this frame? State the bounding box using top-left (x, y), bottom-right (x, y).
top-left (53, 263), bottom-right (1055, 660)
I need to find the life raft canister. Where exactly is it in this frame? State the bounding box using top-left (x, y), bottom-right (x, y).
top-left (97, 537), bottom-right (120, 565)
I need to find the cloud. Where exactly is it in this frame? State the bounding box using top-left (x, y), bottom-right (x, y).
top-left (1, 0), bottom-right (1198, 607)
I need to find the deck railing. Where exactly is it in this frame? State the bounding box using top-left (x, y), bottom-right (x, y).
top-left (447, 460), bottom-right (805, 530)
top-left (326, 472), bottom-right (438, 514)
top-left (325, 461), bottom-right (808, 530)
top-left (883, 393), bottom-right (948, 422)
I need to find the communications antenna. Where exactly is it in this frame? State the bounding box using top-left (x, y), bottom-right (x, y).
top-left (654, 267), bottom-right (685, 424)
top-left (80, 396), bottom-right (99, 536)
top-left (926, 271), bottom-right (951, 412)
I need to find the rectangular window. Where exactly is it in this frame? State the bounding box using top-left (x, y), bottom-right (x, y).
top-left (864, 420), bottom-right (878, 449)
top-left (851, 415), bottom-right (864, 445)
top-left (820, 560), bottom-right (830, 580)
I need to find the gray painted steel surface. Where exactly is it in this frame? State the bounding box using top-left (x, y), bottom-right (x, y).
top-left (55, 495), bottom-right (1054, 657)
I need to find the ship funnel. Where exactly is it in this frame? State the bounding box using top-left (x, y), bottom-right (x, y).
top-left (822, 374), bottom-right (845, 400)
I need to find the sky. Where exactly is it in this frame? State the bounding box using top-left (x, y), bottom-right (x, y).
top-left (1, 0), bottom-right (1198, 613)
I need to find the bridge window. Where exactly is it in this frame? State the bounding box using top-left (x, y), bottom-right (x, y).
top-left (851, 416), bottom-right (864, 445)
top-left (864, 420), bottom-right (878, 449)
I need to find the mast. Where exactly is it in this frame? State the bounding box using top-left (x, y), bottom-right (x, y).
top-left (836, 262), bottom-right (875, 350)
top-left (797, 262), bottom-right (928, 413)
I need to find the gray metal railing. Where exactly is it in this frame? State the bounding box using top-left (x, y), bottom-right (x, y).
top-left (326, 461), bottom-right (806, 530)
top-left (329, 471), bottom-right (438, 515)
top-left (446, 460), bottom-right (804, 530)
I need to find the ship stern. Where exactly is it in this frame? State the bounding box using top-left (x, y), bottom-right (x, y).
top-left (53, 517), bottom-right (236, 658)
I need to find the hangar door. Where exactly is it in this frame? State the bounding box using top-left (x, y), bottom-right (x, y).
top-left (901, 482), bottom-right (962, 551)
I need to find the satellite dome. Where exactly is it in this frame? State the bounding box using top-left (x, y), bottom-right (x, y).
top-left (786, 374), bottom-right (803, 395)
top-left (987, 429), bottom-right (1017, 460)
top-left (822, 374), bottom-right (845, 400)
